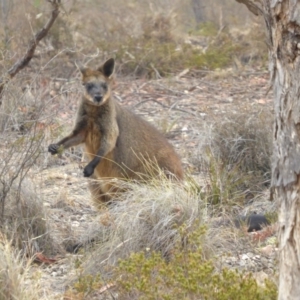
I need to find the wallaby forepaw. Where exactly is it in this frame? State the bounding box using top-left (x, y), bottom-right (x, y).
top-left (83, 165), bottom-right (94, 177)
top-left (48, 144), bottom-right (59, 155)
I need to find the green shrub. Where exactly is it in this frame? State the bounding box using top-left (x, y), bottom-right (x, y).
top-left (115, 227), bottom-right (277, 300)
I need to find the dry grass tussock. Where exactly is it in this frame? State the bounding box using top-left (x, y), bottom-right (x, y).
top-left (72, 172), bottom-right (245, 272)
top-left (1, 177), bottom-right (58, 256)
top-left (0, 234), bottom-right (40, 300)
top-left (210, 112), bottom-right (272, 180)
top-left (71, 173), bottom-right (205, 277)
top-left (191, 111), bottom-right (273, 210)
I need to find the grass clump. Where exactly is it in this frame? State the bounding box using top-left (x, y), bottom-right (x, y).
top-left (1, 178), bottom-right (57, 256)
top-left (203, 150), bottom-right (249, 208)
top-left (195, 112), bottom-right (272, 208)
top-left (115, 227), bottom-right (277, 300)
top-left (211, 113), bottom-right (272, 182)
top-left (0, 235), bottom-right (40, 300)
top-left (67, 173), bottom-right (204, 280)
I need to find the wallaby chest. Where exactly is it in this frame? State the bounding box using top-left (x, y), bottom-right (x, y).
top-left (82, 101), bottom-right (116, 156)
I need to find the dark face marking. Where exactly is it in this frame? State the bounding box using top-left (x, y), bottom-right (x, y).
top-left (83, 80), bottom-right (109, 105)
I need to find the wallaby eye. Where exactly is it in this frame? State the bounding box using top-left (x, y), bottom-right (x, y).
top-left (85, 83), bottom-right (94, 91)
top-left (101, 83), bottom-right (107, 90)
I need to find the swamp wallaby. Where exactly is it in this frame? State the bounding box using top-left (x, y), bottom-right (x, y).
top-left (48, 58), bottom-right (183, 204)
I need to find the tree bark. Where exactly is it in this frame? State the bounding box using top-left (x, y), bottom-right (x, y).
top-left (235, 0), bottom-right (300, 299)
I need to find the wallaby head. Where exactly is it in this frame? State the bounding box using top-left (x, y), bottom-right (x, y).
top-left (80, 58), bottom-right (115, 106)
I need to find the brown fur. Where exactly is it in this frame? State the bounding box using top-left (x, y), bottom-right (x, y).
top-left (48, 58), bottom-right (183, 206)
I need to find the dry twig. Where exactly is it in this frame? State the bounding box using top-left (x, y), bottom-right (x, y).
top-left (0, 0), bottom-right (61, 103)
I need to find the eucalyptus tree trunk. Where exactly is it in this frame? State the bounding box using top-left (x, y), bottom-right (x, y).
top-left (236, 0), bottom-right (300, 299)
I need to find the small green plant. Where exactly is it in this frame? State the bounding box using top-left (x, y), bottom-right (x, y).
top-left (115, 226), bottom-right (277, 300)
top-left (73, 274), bottom-right (103, 295)
top-left (196, 22), bottom-right (218, 37)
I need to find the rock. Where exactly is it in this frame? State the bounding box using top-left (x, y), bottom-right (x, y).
top-left (52, 272), bottom-right (57, 277)
top-left (241, 254), bottom-right (249, 260)
top-left (234, 214), bottom-right (270, 232)
top-left (239, 260), bottom-right (246, 267)
top-left (71, 221), bottom-right (80, 227)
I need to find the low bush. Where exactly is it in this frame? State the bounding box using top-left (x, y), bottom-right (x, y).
top-left (115, 226), bottom-right (277, 300)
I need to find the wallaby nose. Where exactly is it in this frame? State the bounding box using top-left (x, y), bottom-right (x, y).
top-left (94, 95), bottom-right (103, 103)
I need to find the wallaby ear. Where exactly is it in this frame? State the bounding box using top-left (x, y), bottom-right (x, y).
top-left (98, 58), bottom-right (115, 78)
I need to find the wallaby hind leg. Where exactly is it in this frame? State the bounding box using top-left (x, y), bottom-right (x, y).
top-left (88, 176), bottom-right (112, 209)
top-left (88, 175), bottom-right (127, 209)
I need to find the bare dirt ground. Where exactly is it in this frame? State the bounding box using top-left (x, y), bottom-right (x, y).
top-left (31, 69), bottom-right (277, 298)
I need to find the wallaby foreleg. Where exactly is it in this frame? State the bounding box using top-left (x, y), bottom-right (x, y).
top-left (83, 136), bottom-right (116, 177)
top-left (48, 129), bottom-right (86, 155)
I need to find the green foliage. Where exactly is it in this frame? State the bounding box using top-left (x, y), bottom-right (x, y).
top-left (115, 226), bottom-right (277, 299)
top-left (73, 274), bottom-right (103, 295)
top-left (33, 0), bottom-right (41, 8)
top-left (186, 40), bottom-right (241, 70)
top-left (195, 22), bottom-right (219, 37)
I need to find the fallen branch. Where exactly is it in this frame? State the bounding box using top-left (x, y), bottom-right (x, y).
top-left (235, 0), bottom-right (263, 16)
top-left (134, 98), bottom-right (197, 116)
top-left (0, 0), bottom-right (61, 103)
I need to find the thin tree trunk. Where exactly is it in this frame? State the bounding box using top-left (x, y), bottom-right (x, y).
top-left (191, 0), bottom-right (205, 24)
top-left (236, 0), bottom-right (300, 299)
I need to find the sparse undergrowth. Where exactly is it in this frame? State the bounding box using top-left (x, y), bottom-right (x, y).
top-left (98, 19), bottom-right (261, 77)
top-left (0, 78), bottom-right (59, 257)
